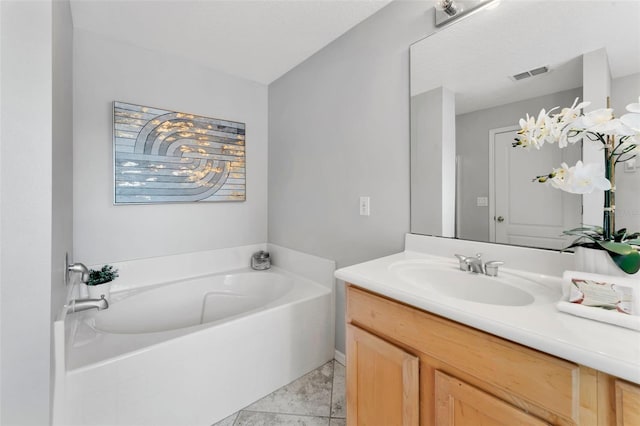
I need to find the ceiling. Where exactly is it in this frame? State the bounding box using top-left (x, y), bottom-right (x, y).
top-left (69, 0), bottom-right (393, 85)
top-left (411, 0), bottom-right (640, 114)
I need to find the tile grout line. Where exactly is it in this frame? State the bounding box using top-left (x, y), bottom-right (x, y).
top-left (239, 409), bottom-right (333, 419)
top-left (329, 360), bottom-right (335, 422)
top-left (225, 360), bottom-right (341, 425)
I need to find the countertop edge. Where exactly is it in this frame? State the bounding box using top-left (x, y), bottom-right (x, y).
top-left (336, 266), bottom-right (640, 385)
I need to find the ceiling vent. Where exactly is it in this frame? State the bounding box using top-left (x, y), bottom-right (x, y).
top-left (511, 66), bottom-right (549, 81)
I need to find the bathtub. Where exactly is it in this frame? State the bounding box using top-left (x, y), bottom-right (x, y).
top-left (55, 264), bottom-right (333, 426)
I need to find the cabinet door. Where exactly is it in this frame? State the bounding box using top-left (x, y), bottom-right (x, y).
top-left (347, 324), bottom-right (419, 426)
top-left (616, 380), bottom-right (640, 426)
top-left (435, 371), bottom-right (549, 426)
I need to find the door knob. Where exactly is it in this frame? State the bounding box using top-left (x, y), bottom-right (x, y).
top-left (496, 216), bottom-right (505, 223)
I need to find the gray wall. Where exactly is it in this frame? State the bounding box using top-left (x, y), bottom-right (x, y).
top-left (52, 0), bottom-right (74, 353)
top-left (455, 87), bottom-right (582, 242)
top-left (268, 1), bottom-right (434, 353)
top-left (411, 88), bottom-right (444, 236)
top-left (73, 30), bottom-right (268, 265)
top-left (411, 87), bottom-right (456, 237)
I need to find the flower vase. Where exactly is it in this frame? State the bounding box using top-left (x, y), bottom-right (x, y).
top-left (574, 247), bottom-right (639, 278)
top-left (86, 282), bottom-right (111, 301)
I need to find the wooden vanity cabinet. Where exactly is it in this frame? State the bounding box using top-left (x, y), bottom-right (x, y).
top-left (347, 324), bottom-right (419, 425)
top-left (345, 284), bottom-right (640, 426)
top-left (615, 380), bottom-right (640, 425)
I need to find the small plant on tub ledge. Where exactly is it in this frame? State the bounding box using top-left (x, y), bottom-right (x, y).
top-left (87, 264), bottom-right (119, 299)
top-left (514, 97), bottom-right (640, 275)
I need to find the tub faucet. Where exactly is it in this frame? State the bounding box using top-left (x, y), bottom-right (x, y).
top-left (68, 262), bottom-right (90, 283)
top-left (67, 295), bottom-right (109, 313)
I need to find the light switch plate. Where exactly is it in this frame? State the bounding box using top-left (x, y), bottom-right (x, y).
top-left (477, 196), bottom-right (489, 207)
top-left (359, 196), bottom-right (370, 216)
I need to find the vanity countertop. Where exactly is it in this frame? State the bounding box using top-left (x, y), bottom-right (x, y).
top-left (335, 250), bottom-right (640, 384)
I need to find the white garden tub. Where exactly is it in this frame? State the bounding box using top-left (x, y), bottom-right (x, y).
top-left (55, 262), bottom-right (333, 426)
top-left (93, 270), bottom-right (295, 334)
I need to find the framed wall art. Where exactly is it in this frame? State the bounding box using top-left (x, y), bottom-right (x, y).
top-left (113, 101), bottom-right (245, 204)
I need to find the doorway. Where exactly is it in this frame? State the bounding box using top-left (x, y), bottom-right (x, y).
top-left (489, 126), bottom-right (582, 250)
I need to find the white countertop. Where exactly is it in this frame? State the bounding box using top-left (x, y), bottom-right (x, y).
top-left (335, 250), bottom-right (640, 384)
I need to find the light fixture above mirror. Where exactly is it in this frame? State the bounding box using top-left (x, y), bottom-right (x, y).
top-left (434, 0), bottom-right (498, 27)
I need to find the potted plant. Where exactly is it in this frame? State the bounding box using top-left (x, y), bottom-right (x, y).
top-left (86, 264), bottom-right (119, 300)
top-left (515, 97), bottom-right (640, 275)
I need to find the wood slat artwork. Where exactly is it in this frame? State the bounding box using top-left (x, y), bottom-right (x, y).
top-left (113, 101), bottom-right (245, 204)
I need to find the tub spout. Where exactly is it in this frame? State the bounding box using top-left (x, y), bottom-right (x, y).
top-left (68, 262), bottom-right (90, 284)
top-left (67, 296), bottom-right (109, 313)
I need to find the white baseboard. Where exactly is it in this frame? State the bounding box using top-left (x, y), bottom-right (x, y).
top-left (334, 349), bottom-right (345, 366)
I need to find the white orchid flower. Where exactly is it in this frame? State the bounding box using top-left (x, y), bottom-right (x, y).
top-left (593, 118), bottom-right (635, 136)
top-left (558, 98), bottom-right (590, 124)
top-left (547, 99), bottom-right (588, 147)
top-left (551, 161), bottom-right (611, 194)
top-left (626, 96), bottom-right (640, 113)
top-left (517, 112), bottom-right (547, 149)
top-left (621, 110), bottom-right (640, 126)
top-left (572, 108), bottom-right (613, 129)
top-left (620, 111), bottom-right (640, 134)
top-left (548, 162), bottom-right (569, 188)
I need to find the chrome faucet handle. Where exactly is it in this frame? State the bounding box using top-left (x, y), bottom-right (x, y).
top-left (68, 262), bottom-right (90, 284)
top-left (454, 254), bottom-right (470, 271)
top-left (485, 261), bottom-right (505, 277)
top-left (464, 257), bottom-right (485, 274)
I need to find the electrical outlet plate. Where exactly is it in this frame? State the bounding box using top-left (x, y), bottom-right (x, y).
top-left (624, 159), bottom-right (636, 173)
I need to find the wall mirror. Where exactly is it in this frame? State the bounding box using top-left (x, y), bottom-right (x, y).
top-left (410, 0), bottom-right (640, 250)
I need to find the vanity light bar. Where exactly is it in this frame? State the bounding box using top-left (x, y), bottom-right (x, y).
top-left (434, 0), bottom-right (497, 28)
top-left (512, 66), bottom-right (549, 81)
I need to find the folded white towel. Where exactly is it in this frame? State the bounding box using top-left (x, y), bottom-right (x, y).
top-left (556, 301), bottom-right (640, 331)
top-left (557, 270), bottom-right (640, 331)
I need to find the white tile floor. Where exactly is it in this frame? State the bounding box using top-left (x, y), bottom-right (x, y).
top-left (213, 360), bottom-right (345, 426)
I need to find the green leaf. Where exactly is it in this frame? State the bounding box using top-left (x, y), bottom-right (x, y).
top-left (610, 251), bottom-right (640, 274)
top-left (564, 225), bottom-right (604, 234)
top-left (614, 229), bottom-right (627, 242)
top-left (625, 239), bottom-right (640, 246)
top-left (597, 241), bottom-right (635, 255)
top-left (562, 231), bottom-right (598, 242)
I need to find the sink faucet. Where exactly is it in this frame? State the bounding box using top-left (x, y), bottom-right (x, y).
top-left (67, 295), bottom-right (109, 313)
top-left (68, 262), bottom-right (90, 284)
top-left (454, 254), bottom-right (505, 276)
top-left (465, 254), bottom-right (485, 274)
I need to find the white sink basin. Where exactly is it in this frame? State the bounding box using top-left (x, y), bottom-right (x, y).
top-left (389, 261), bottom-right (539, 306)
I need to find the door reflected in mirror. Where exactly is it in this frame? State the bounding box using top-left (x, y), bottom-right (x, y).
top-left (410, 0), bottom-right (640, 250)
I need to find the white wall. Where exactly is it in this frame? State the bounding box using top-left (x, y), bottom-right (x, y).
top-left (0, 1), bottom-right (54, 424)
top-left (268, 1), bottom-right (432, 353)
top-left (73, 30), bottom-right (268, 265)
top-left (582, 49), bottom-right (612, 227)
top-left (611, 72), bottom-right (640, 232)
